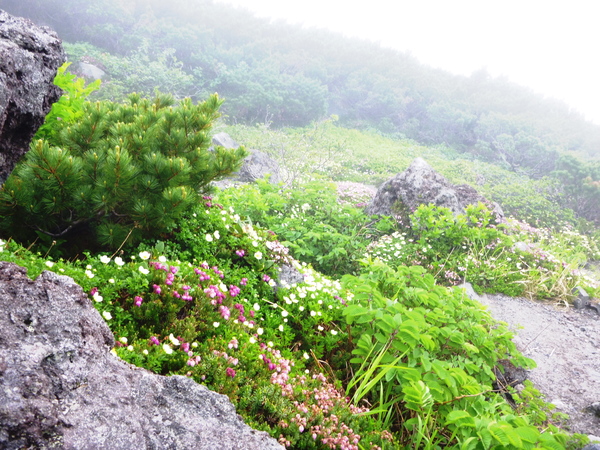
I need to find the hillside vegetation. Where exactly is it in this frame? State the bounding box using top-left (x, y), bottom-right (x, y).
top-left (2, 0), bottom-right (598, 224)
top-left (0, 1), bottom-right (599, 448)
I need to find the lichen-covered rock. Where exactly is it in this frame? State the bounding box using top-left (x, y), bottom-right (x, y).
top-left (0, 10), bottom-right (65, 185)
top-left (366, 157), bottom-right (504, 222)
top-left (0, 261), bottom-right (283, 450)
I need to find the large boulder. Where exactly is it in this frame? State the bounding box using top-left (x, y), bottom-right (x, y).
top-left (0, 262), bottom-right (282, 450)
top-left (366, 157), bottom-right (504, 222)
top-left (213, 132), bottom-right (281, 185)
top-left (0, 10), bottom-right (65, 185)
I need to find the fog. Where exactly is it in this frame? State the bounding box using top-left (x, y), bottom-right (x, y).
top-left (216, 0), bottom-right (600, 125)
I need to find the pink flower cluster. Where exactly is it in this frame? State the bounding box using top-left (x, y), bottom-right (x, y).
top-left (265, 240), bottom-right (293, 263)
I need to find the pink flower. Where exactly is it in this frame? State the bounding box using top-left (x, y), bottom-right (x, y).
top-left (236, 249), bottom-right (246, 257)
top-left (219, 305), bottom-right (231, 320)
top-left (229, 285), bottom-right (241, 297)
top-left (134, 296), bottom-right (143, 306)
top-left (181, 342), bottom-right (190, 352)
top-left (149, 336), bottom-right (160, 346)
top-left (90, 287), bottom-right (98, 296)
top-left (226, 367), bottom-right (236, 378)
top-left (240, 277), bottom-right (248, 286)
top-left (262, 274), bottom-right (271, 282)
top-left (152, 284), bottom-right (162, 295)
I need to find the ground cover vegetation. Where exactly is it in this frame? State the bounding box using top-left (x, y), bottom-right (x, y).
top-left (1, 66), bottom-right (599, 449)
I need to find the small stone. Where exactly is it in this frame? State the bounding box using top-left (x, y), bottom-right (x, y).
top-left (586, 402), bottom-right (600, 417)
top-left (572, 286), bottom-right (590, 310)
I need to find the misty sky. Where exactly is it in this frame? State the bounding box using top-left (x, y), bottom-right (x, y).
top-left (215, 0), bottom-right (600, 125)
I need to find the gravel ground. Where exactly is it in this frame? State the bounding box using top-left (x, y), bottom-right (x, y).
top-left (462, 284), bottom-right (600, 439)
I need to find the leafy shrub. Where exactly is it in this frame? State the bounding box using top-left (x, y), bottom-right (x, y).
top-left (0, 72), bottom-right (246, 253)
top-left (216, 179), bottom-right (395, 278)
top-left (341, 261), bottom-right (583, 449)
top-left (366, 203), bottom-right (595, 299)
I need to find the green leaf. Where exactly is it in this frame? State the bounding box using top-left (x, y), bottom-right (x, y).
top-left (514, 426), bottom-right (540, 443)
top-left (488, 423), bottom-right (510, 446)
top-left (420, 334), bottom-right (436, 351)
top-left (445, 410), bottom-right (475, 428)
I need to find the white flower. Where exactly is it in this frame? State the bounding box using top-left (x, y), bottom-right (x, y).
top-left (169, 334), bottom-right (180, 346)
top-left (310, 311), bottom-right (316, 317)
top-left (331, 330), bottom-right (338, 335)
top-left (139, 266), bottom-right (149, 275)
top-left (214, 230), bottom-right (220, 239)
top-left (45, 261), bottom-right (55, 268)
top-left (254, 251), bottom-right (263, 260)
top-left (205, 234), bottom-right (213, 242)
top-left (100, 255), bottom-right (111, 264)
top-left (162, 344), bottom-right (173, 354)
top-left (114, 257), bottom-right (125, 266)
top-left (92, 292), bottom-right (103, 303)
top-left (268, 279), bottom-right (276, 287)
top-left (142, 349), bottom-right (149, 355)
top-left (317, 325), bottom-right (324, 331)
top-left (281, 310), bottom-right (289, 317)
top-left (299, 306), bottom-right (305, 312)
top-left (85, 270), bottom-right (95, 279)
top-left (213, 322), bottom-right (220, 328)
top-left (139, 251), bottom-right (151, 260)
top-left (303, 352), bottom-right (310, 359)
top-left (102, 311), bottom-right (112, 320)
top-left (257, 327), bottom-right (264, 335)
top-left (249, 336), bottom-right (257, 344)
top-left (119, 337), bottom-right (128, 344)
top-left (278, 325), bottom-right (284, 332)
top-left (108, 278), bottom-right (115, 284)
top-left (86, 264), bottom-right (92, 270)
top-left (159, 255), bottom-right (167, 262)
top-left (252, 241), bottom-right (259, 247)
top-left (253, 303), bottom-right (260, 311)
top-left (191, 342), bottom-right (198, 348)
top-left (127, 345), bottom-right (134, 351)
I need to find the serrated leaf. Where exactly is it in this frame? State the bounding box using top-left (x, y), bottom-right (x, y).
top-left (514, 426), bottom-right (540, 443)
top-left (420, 334), bottom-right (436, 351)
top-left (445, 410), bottom-right (473, 425)
top-left (488, 424), bottom-right (510, 446)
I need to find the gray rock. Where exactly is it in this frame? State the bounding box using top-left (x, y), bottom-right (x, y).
top-left (457, 282), bottom-right (481, 302)
top-left (277, 263), bottom-right (305, 289)
top-left (366, 157), bottom-right (504, 223)
top-left (212, 133), bottom-right (281, 185)
top-left (587, 402), bottom-right (600, 418)
top-left (236, 148), bottom-right (281, 184)
top-left (74, 61), bottom-right (105, 80)
top-left (213, 132), bottom-right (240, 149)
top-left (0, 262), bottom-right (283, 450)
top-left (583, 445), bottom-right (600, 450)
top-left (0, 11), bottom-right (65, 185)
top-left (573, 286), bottom-right (591, 310)
top-left (513, 241), bottom-right (535, 253)
top-left (494, 359), bottom-right (528, 388)
top-left (587, 302), bottom-right (600, 315)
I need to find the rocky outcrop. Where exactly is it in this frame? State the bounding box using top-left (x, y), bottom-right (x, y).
top-left (213, 132), bottom-right (281, 185)
top-left (0, 10), bottom-right (65, 185)
top-left (366, 157), bottom-right (504, 222)
top-left (0, 262), bottom-right (282, 450)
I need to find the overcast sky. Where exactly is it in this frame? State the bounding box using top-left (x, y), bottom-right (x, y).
top-left (215, 0), bottom-right (600, 125)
